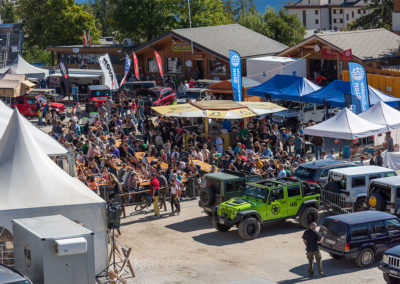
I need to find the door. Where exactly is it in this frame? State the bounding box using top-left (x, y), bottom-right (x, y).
top-left (370, 220), bottom-right (389, 253)
top-left (286, 184), bottom-right (302, 216)
top-left (385, 218), bottom-right (400, 248)
top-left (26, 98), bottom-right (38, 116)
top-left (266, 187), bottom-right (287, 220)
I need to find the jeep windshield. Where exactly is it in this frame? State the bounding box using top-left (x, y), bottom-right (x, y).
top-left (279, 101), bottom-right (301, 110)
top-left (92, 90), bottom-right (111, 97)
top-left (243, 186), bottom-right (266, 200)
top-left (294, 166), bottom-right (316, 180)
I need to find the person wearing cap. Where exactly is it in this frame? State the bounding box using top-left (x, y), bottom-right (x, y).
top-left (358, 156), bottom-right (366, 166)
top-left (150, 173), bottom-right (160, 217)
top-left (325, 149), bottom-right (336, 160)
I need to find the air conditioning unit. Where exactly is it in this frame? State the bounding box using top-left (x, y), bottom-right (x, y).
top-left (123, 38), bottom-right (134, 47)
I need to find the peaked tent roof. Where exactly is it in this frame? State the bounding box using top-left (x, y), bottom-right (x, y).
top-left (358, 101), bottom-right (400, 130)
top-left (303, 108), bottom-right (386, 139)
top-left (0, 101), bottom-right (66, 154)
top-left (246, 74), bottom-right (321, 101)
top-left (0, 55), bottom-right (49, 79)
top-left (134, 24), bottom-right (288, 61)
top-left (301, 80), bottom-right (400, 107)
top-left (0, 109), bottom-right (104, 211)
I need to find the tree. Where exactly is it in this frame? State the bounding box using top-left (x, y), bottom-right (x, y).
top-left (223, 0), bottom-right (256, 19)
top-left (22, 44), bottom-right (52, 65)
top-left (239, 8), bottom-right (305, 46)
top-left (349, 0), bottom-right (393, 30)
top-left (1, 1), bottom-right (17, 24)
top-left (18, 0), bottom-right (101, 49)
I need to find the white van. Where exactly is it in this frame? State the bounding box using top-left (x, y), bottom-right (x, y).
top-left (322, 166), bottom-right (397, 213)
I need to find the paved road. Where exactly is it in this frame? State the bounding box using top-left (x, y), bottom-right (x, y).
top-left (118, 199), bottom-right (385, 284)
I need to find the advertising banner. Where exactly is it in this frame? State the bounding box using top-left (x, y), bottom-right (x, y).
top-left (120, 54), bottom-right (132, 86)
top-left (229, 50), bottom-right (242, 102)
top-left (58, 58), bottom-right (71, 95)
top-left (98, 53), bottom-right (119, 91)
top-left (132, 51), bottom-right (140, 80)
top-left (154, 51), bottom-right (164, 78)
top-left (349, 62), bottom-right (369, 114)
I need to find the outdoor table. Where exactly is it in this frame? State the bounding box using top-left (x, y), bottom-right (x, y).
top-left (191, 159), bottom-right (219, 173)
top-left (110, 158), bottom-right (124, 171)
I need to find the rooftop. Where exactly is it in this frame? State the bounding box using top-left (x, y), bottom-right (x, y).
top-left (327, 210), bottom-right (394, 225)
top-left (300, 159), bottom-right (356, 169)
top-left (330, 165), bottom-right (395, 175)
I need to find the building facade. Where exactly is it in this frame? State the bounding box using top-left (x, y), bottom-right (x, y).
top-left (286, 0), bottom-right (373, 31)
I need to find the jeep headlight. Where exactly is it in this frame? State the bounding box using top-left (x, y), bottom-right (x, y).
top-left (382, 254), bottom-right (388, 264)
top-left (233, 210), bottom-right (237, 216)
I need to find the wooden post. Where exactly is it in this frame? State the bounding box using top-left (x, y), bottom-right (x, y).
top-left (204, 118), bottom-right (209, 136)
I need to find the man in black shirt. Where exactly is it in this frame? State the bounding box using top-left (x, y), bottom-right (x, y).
top-left (302, 222), bottom-right (325, 277)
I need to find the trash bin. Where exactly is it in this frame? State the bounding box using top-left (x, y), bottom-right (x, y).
top-left (343, 146), bottom-right (350, 159)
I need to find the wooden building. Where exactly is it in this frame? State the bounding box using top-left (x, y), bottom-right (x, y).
top-left (133, 24), bottom-right (287, 81)
top-left (278, 28), bottom-right (400, 82)
top-left (207, 77), bottom-right (262, 102)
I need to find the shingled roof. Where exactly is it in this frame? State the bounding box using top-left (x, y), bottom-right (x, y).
top-left (134, 24), bottom-right (287, 61)
top-left (279, 28), bottom-right (400, 61)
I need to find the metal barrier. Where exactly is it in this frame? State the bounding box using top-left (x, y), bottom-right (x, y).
top-left (322, 190), bottom-right (354, 215)
top-left (0, 243), bottom-right (14, 266)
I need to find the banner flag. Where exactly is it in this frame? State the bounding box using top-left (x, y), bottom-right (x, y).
top-left (58, 58), bottom-right (71, 96)
top-left (83, 31), bottom-right (87, 46)
top-left (154, 50), bottom-right (163, 78)
top-left (120, 54), bottom-right (132, 86)
top-left (349, 62), bottom-right (369, 114)
top-left (98, 53), bottom-right (119, 91)
top-left (229, 50), bottom-right (242, 101)
top-left (88, 31), bottom-right (92, 46)
top-left (132, 51), bottom-right (140, 80)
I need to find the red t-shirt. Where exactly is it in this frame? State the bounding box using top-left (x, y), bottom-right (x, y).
top-left (150, 177), bottom-right (159, 196)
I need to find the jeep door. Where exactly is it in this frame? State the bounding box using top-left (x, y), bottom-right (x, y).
top-left (286, 183), bottom-right (302, 216)
top-left (385, 218), bottom-right (400, 248)
top-left (369, 220), bottom-right (389, 253)
top-left (266, 187), bottom-right (287, 220)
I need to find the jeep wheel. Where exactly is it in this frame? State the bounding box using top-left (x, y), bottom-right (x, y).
top-left (299, 207), bottom-right (319, 228)
top-left (199, 187), bottom-right (215, 207)
top-left (329, 253), bottom-right (344, 259)
top-left (356, 248), bottom-right (375, 267)
top-left (353, 199), bottom-right (365, 212)
top-left (368, 193), bottom-right (385, 211)
top-left (383, 272), bottom-right (400, 284)
top-left (238, 217), bottom-right (260, 240)
top-left (212, 218), bottom-right (230, 232)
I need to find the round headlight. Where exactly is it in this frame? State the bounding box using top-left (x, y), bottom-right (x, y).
top-left (382, 254), bottom-right (388, 264)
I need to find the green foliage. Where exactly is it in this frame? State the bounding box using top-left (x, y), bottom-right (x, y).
top-left (18, 0), bottom-right (101, 49)
top-left (349, 0), bottom-right (393, 30)
top-left (1, 1), bottom-right (17, 24)
top-left (109, 0), bottom-right (232, 43)
top-left (239, 8), bottom-right (305, 46)
top-left (223, 0), bottom-right (256, 19)
top-left (22, 44), bottom-right (52, 66)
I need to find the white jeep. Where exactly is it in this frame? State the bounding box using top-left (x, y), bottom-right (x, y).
top-left (367, 176), bottom-right (400, 215)
top-left (322, 166), bottom-right (397, 214)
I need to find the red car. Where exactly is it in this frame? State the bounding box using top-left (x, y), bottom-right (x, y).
top-left (85, 85), bottom-right (112, 112)
top-left (11, 94), bottom-right (66, 120)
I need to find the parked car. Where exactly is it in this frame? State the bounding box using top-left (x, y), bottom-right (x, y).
top-left (11, 94), bottom-right (66, 121)
top-left (199, 171), bottom-right (262, 216)
top-left (0, 264), bottom-right (32, 284)
top-left (28, 88), bottom-right (61, 102)
top-left (293, 160), bottom-right (357, 188)
top-left (177, 88), bottom-right (209, 104)
top-left (84, 85), bottom-right (112, 113)
top-left (322, 166), bottom-right (397, 214)
top-left (379, 245), bottom-right (400, 283)
top-left (136, 87), bottom-right (176, 114)
top-left (367, 176), bottom-right (400, 216)
top-left (119, 81), bottom-right (156, 97)
top-left (193, 79), bottom-right (220, 88)
top-left (213, 178), bottom-right (321, 240)
top-left (320, 211), bottom-right (400, 267)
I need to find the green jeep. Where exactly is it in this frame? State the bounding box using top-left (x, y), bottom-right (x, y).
top-left (199, 170), bottom-right (262, 216)
top-left (212, 178), bottom-right (321, 240)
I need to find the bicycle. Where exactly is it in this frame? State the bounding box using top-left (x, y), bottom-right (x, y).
top-left (134, 194), bottom-right (164, 212)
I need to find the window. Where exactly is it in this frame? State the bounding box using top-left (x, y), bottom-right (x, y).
top-left (386, 219), bottom-right (400, 233)
top-left (363, 9), bottom-right (366, 14)
top-left (166, 57), bottom-right (182, 73)
top-left (352, 11), bottom-right (354, 18)
top-left (27, 98), bottom-right (36, 105)
top-left (350, 223), bottom-right (369, 240)
top-left (147, 58), bottom-right (159, 73)
top-left (16, 97), bottom-right (24, 104)
top-left (385, 172), bottom-right (397, 177)
top-left (320, 169), bottom-right (329, 178)
top-left (340, 9), bottom-right (343, 14)
top-left (209, 59), bottom-right (226, 74)
top-left (333, 9), bottom-right (337, 14)
top-left (315, 19), bottom-right (319, 24)
top-left (302, 10), bottom-right (307, 26)
top-left (370, 221), bottom-right (387, 235)
top-left (315, 10), bottom-right (319, 15)
top-left (346, 14), bottom-right (349, 21)
top-left (340, 19), bottom-right (343, 23)
top-left (161, 89), bottom-right (175, 98)
top-left (333, 19), bottom-right (337, 23)
top-left (227, 180), bottom-right (245, 193)
top-left (369, 174), bottom-right (381, 181)
top-left (352, 177), bottom-right (366, 187)
top-left (288, 184), bottom-right (301, 197)
top-left (270, 187), bottom-right (284, 201)
top-left (397, 187), bottom-right (400, 198)
top-left (358, 9), bottom-right (361, 14)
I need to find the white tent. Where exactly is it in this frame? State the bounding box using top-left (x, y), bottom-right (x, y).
top-left (358, 101), bottom-right (400, 130)
top-left (0, 55), bottom-right (49, 79)
top-left (0, 109), bottom-right (107, 274)
top-left (303, 108), bottom-right (386, 139)
top-left (0, 101), bottom-right (66, 155)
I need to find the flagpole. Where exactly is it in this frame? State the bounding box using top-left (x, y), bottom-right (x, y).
top-left (188, 0), bottom-right (194, 54)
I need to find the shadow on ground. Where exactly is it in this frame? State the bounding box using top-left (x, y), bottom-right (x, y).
top-left (277, 258), bottom-right (379, 284)
top-left (193, 220), bottom-right (303, 247)
top-left (165, 216), bottom-right (213, 233)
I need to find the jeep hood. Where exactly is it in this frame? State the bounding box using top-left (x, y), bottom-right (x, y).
top-left (49, 102), bottom-right (65, 111)
top-left (222, 198), bottom-right (258, 210)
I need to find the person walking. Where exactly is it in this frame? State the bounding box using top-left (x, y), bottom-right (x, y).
top-left (312, 136), bottom-right (324, 160)
top-left (169, 178), bottom-right (181, 215)
top-left (302, 222), bottom-right (325, 278)
top-left (150, 173), bottom-right (160, 218)
top-left (105, 97), bottom-right (113, 121)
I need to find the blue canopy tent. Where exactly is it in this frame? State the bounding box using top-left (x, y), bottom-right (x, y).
top-left (302, 80), bottom-right (400, 108)
top-left (246, 74), bottom-right (321, 102)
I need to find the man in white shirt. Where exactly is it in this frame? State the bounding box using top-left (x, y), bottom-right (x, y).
top-left (325, 149), bottom-right (336, 160)
top-left (216, 136), bottom-right (223, 154)
top-left (277, 164), bottom-right (286, 178)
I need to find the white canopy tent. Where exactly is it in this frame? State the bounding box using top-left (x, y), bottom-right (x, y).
top-left (0, 110), bottom-right (107, 274)
top-left (0, 101), bottom-right (66, 155)
top-left (0, 55), bottom-right (49, 79)
top-left (358, 101), bottom-right (400, 130)
top-left (303, 108), bottom-right (386, 139)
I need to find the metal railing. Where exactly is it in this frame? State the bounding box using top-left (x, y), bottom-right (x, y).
top-left (0, 243), bottom-right (14, 266)
top-left (322, 190), bottom-right (354, 215)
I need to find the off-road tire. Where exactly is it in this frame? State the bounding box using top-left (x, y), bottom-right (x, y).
top-left (238, 217), bottom-right (260, 240)
top-left (199, 187), bottom-right (215, 207)
top-left (299, 207), bottom-right (319, 228)
top-left (329, 253), bottom-right (344, 259)
top-left (212, 217), bottom-right (231, 232)
top-left (356, 247), bottom-right (375, 267)
top-left (383, 272), bottom-right (400, 284)
top-left (353, 198), bottom-right (365, 212)
top-left (369, 193), bottom-right (385, 211)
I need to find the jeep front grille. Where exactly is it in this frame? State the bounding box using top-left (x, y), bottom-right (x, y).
top-left (220, 207), bottom-right (234, 216)
top-left (389, 255), bottom-right (400, 268)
